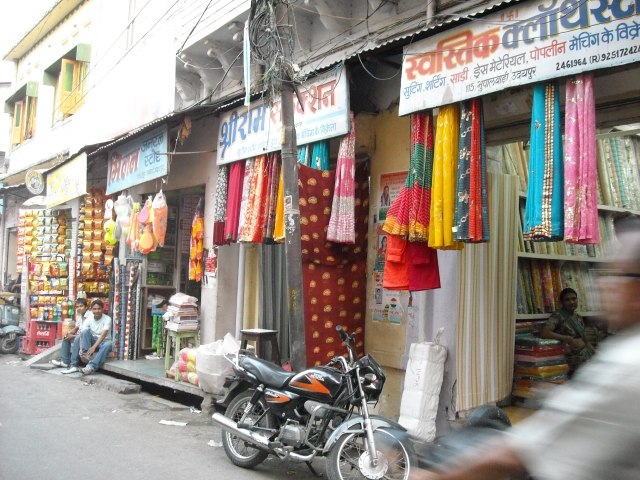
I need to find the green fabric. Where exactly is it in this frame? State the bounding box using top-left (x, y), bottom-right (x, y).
top-left (555, 309), bottom-right (594, 358)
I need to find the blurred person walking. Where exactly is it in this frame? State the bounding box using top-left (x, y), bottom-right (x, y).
top-left (412, 217), bottom-right (640, 480)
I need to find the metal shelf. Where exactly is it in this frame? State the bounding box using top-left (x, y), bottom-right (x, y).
top-left (519, 192), bottom-right (640, 215)
top-left (515, 311), bottom-right (606, 320)
top-left (517, 252), bottom-right (603, 263)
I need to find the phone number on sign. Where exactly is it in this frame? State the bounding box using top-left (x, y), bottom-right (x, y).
top-left (590, 45), bottom-right (640, 64)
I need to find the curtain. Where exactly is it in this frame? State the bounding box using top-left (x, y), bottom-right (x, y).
top-left (456, 173), bottom-right (518, 412)
top-left (258, 243), bottom-right (290, 362)
top-left (564, 73), bottom-right (599, 244)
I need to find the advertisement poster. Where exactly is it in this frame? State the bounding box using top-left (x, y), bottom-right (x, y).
top-left (400, 0), bottom-right (640, 115)
top-left (373, 224), bottom-right (403, 324)
top-left (377, 170), bottom-right (406, 223)
top-left (46, 153), bottom-right (87, 208)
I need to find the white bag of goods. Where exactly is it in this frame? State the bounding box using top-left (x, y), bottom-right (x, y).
top-left (196, 333), bottom-right (240, 394)
top-left (398, 328), bottom-right (447, 441)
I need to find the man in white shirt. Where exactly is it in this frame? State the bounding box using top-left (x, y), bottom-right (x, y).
top-left (411, 218), bottom-right (640, 480)
top-left (62, 299), bottom-right (112, 375)
top-left (51, 298), bottom-right (89, 368)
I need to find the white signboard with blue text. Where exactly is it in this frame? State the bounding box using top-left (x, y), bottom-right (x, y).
top-left (217, 70), bottom-right (349, 165)
top-left (106, 125), bottom-right (168, 194)
top-left (400, 0), bottom-right (640, 115)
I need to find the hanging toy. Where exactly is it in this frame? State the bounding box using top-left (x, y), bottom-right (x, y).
top-left (152, 190), bottom-right (168, 246)
top-left (139, 224), bottom-right (155, 255)
top-left (114, 194), bottom-right (133, 238)
top-left (138, 197), bottom-right (151, 225)
top-left (127, 203), bottom-right (141, 251)
top-left (103, 199), bottom-right (118, 245)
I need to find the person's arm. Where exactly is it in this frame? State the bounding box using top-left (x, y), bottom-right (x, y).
top-left (541, 318), bottom-right (584, 353)
top-left (411, 445), bottom-right (527, 480)
top-left (86, 329), bottom-right (109, 355)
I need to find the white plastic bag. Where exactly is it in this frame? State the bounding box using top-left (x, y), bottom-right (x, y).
top-left (398, 328), bottom-right (447, 441)
top-left (196, 333), bottom-right (240, 394)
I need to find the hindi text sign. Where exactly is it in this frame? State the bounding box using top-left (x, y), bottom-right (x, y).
top-left (46, 153), bottom-right (88, 208)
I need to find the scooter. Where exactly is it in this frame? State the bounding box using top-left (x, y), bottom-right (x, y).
top-left (0, 293), bottom-right (25, 354)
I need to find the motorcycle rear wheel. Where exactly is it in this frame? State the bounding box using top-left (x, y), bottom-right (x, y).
top-left (0, 337), bottom-right (18, 354)
top-left (221, 390), bottom-right (273, 469)
top-left (327, 428), bottom-right (416, 480)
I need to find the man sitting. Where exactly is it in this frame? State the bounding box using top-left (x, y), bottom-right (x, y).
top-left (51, 298), bottom-right (89, 368)
top-left (62, 299), bottom-right (112, 375)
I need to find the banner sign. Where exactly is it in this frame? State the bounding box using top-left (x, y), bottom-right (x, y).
top-left (217, 70), bottom-right (349, 165)
top-left (45, 153), bottom-right (88, 208)
top-left (400, 0), bottom-right (640, 115)
top-left (107, 125), bottom-right (168, 194)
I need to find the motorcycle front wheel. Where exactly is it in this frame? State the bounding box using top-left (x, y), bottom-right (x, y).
top-left (0, 337), bottom-right (19, 354)
top-left (221, 390), bottom-right (273, 469)
top-left (327, 428), bottom-right (416, 480)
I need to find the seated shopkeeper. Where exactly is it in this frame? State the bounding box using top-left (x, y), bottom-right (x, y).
top-left (541, 287), bottom-right (596, 372)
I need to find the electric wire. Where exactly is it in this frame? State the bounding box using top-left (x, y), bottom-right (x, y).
top-left (177, 0), bottom-right (214, 56)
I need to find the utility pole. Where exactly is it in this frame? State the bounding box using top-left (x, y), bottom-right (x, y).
top-left (276, 0), bottom-right (306, 371)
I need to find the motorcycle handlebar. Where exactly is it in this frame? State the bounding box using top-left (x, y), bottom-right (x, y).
top-left (336, 325), bottom-right (349, 342)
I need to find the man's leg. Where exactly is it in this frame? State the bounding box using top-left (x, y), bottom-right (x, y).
top-left (88, 340), bottom-right (112, 371)
top-left (60, 339), bottom-right (71, 364)
top-left (62, 335), bottom-right (85, 373)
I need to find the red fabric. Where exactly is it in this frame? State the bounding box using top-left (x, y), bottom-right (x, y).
top-left (224, 161), bottom-right (245, 243)
top-left (299, 163), bottom-right (369, 367)
top-left (408, 242), bottom-right (441, 291)
top-left (382, 235), bottom-right (409, 290)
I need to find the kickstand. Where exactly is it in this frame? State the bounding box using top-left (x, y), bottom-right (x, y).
top-left (305, 461), bottom-right (323, 477)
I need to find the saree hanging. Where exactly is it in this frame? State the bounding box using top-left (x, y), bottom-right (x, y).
top-left (327, 113), bottom-right (356, 244)
top-left (429, 104), bottom-right (463, 250)
top-left (224, 161), bottom-right (245, 243)
top-left (237, 158), bottom-right (255, 241)
top-left (383, 111), bottom-right (435, 241)
top-left (273, 169), bottom-right (285, 243)
top-left (524, 82), bottom-right (564, 241)
top-left (213, 165), bottom-right (229, 246)
top-left (311, 140), bottom-right (330, 170)
top-left (263, 153), bottom-right (282, 243)
top-left (564, 73), bottom-right (599, 244)
top-left (239, 154), bottom-right (269, 243)
top-left (298, 145), bottom-right (310, 166)
top-left (454, 99), bottom-right (490, 243)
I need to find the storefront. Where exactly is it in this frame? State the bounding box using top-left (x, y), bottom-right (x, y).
top-left (373, 0), bottom-right (640, 426)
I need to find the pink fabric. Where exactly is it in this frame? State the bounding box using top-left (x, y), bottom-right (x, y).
top-left (564, 73), bottom-right (599, 244)
top-left (327, 112), bottom-right (356, 244)
top-left (236, 158), bottom-right (254, 240)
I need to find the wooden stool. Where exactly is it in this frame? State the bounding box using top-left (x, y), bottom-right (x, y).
top-left (165, 330), bottom-right (200, 382)
top-left (240, 329), bottom-right (281, 366)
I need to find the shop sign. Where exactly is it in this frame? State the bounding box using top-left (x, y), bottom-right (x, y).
top-left (25, 169), bottom-right (45, 195)
top-left (45, 153), bottom-right (88, 208)
top-left (217, 70), bottom-right (349, 165)
top-left (400, 0), bottom-right (640, 115)
top-left (106, 125), bottom-right (168, 195)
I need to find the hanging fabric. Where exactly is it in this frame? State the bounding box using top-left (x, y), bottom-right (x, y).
top-left (263, 153), bottom-right (282, 243)
top-left (274, 169), bottom-right (285, 243)
top-left (311, 140), bottom-right (330, 170)
top-left (564, 73), bottom-right (599, 244)
top-left (524, 82), bottom-right (564, 241)
top-left (429, 104), bottom-right (463, 250)
top-left (298, 145), bottom-right (310, 166)
top-left (213, 165), bottom-right (229, 246)
top-left (327, 112), bottom-right (356, 244)
top-left (239, 154), bottom-right (269, 243)
top-left (454, 99), bottom-right (490, 243)
top-left (383, 111), bottom-right (435, 241)
top-left (237, 158), bottom-right (255, 240)
top-left (224, 160), bottom-right (245, 243)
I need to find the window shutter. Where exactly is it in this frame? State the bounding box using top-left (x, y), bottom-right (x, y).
top-left (25, 97), bottom-right (37, 139)
top-left (12, 101), bottom-right (24, 146)
top-left (57, 59), bottom-right (80, 118)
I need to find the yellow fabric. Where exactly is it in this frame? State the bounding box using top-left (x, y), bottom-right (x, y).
top-left (429, 104), bottom-right (463, 250)
top-left (274, 169), bottom-right (285, 243)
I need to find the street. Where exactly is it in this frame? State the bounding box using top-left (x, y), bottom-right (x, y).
top-left (0, 355), bottom-right (327, 480)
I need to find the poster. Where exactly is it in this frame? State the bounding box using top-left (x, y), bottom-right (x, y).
top-left (373, 224), bottom-right (403, 324)
top-left (377, 171), bottom-right (406, 223)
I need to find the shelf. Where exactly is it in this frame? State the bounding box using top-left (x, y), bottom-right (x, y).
top-left (518, 192), bottom-right (640, 215)
top-left (515, 311), bottom-right (607, 320)
top-left (517, 252), bottom-right (604, 263)
top-left (142, 285), bottom-right (176, 289)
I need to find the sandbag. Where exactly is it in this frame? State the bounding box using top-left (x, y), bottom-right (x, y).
top-left (196, 333), bottom-right (240, 394)
top-left (398, 328), bottom-right (447, 441)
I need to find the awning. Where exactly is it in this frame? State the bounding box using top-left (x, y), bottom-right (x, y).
top-left (298, 0), bottom-right (518, 74)
top-left (0, 151), bottom-right (68, 189)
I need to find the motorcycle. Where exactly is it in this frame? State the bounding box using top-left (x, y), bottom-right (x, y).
top-left (212, 325), bottom-right (417, 480)
top-left (0, 293), bottom-right (25, 355)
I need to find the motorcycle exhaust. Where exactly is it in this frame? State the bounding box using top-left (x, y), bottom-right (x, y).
top-left (212, 413), bottom-right (317, 462)
top-left (213, 413), bottom-right (272, 451)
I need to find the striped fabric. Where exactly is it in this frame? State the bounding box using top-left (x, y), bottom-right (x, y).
top-left (456, 173), bottom-right (518, 412)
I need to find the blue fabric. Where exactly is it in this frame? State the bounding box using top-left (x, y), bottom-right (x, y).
top-left (297, 145), bottom-right (310, 166)
top-left (524, 82), bottom-right (563, 240)
top-left (311, 140), bottom-right (329, 170)
top-left (60, 338), bottom-right (72, 365)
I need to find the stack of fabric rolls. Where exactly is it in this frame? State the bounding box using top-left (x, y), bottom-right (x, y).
top-left (512, 337), bottom-right (569, 409)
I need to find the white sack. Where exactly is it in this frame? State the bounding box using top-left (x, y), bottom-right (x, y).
top-left (398, 328), bottom-right (447, 441)
top-left (196, 333), bottom-right (240, 394)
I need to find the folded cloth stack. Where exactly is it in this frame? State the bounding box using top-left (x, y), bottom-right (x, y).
top-left (512, 337), bottom-right (568, 409)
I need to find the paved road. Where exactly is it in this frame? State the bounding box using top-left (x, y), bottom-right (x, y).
top-left (0, 354), bottom-right (327, 480)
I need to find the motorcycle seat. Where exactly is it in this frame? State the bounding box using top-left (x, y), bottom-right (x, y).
top-left (240, 355), bottom-right (295, 389)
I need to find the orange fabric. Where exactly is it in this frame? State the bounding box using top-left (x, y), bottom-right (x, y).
top-left (383, 235), bottom-right (409, 290)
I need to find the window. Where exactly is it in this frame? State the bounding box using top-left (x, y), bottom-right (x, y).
top-left (54, 59), bottom-right (87, 122)
top-left (4, 80), bottom-right (38, 148)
